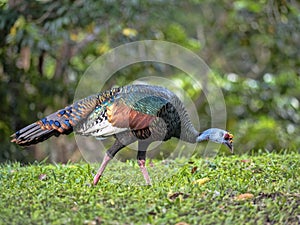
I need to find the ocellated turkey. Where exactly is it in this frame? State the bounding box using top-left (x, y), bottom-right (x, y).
top-left (11, 84), bottom-right (234, 185)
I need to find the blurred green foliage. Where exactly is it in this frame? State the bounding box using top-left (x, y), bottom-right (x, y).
top-left (0, 0), bottom-right (299, 162)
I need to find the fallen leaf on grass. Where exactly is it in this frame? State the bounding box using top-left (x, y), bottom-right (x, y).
top-left (191, 166), bottom-right (198, 174)
top-left (168, 192), bottom-right (190, 200)
top-left (236, 193), bottom-right (254, 200)
top-left (109, 199), bottom-right (115, 205)
top-left (38, 174), bottom-right (47, 181)
top-left (192, 177), bottom-right (210, 185)
top-left (241, 159), bottom-right (251, 163)
top-left (71, 206), bottom-right (79, 211)
top-left (148, 210), bottom-right (157, 216)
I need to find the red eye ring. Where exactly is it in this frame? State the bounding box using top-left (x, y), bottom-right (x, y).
top-left (224, 132), bottom-right (234, 141)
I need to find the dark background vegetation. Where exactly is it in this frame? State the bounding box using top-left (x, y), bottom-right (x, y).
top-left (0, 0), bottom-right (299, 162)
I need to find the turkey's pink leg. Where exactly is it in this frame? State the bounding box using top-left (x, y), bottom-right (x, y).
top-left (93, 154), bottom-right (112, 185)
top-left (138, 159), bottom-right (151, 185)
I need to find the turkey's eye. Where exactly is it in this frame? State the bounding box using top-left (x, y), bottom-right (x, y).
top-left (224, 133), bottom-right (234, 142)
top-left (224, 133), bottom-right (230, 140)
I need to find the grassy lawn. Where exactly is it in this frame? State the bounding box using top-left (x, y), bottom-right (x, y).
top-left (0, 152), bottom-right (299, 225)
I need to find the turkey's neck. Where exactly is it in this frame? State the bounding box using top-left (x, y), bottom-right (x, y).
top-left (179, 119), bottom-right (199, 143)
top-left (171, 98), bottom-right (199, 143)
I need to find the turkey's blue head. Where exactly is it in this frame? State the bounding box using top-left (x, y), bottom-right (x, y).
top-left (196, 128), bottom-right (234, 153)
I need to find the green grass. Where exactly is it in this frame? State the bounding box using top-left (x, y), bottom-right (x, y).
top-left (0, 153), bottom-right (299, 225)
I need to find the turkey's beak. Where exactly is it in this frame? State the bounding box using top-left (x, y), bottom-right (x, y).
top-left (224, 140), bottom-right (234, 154)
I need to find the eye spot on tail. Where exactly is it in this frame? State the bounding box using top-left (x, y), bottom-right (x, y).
top-left (63, 112), bottom-right (71, 118)
top-left (64, 119), bottom-right (71, 127)
top-left (61, 119), bottom-right (71, 129)
top-left (41, 118), bottom-right (47, 125)
top-left (58, 110), bottom-right (66, 117)
top-left (54, 121), bottom-right (61, 127)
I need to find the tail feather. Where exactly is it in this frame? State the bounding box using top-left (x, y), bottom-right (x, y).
top-left (11, 111), bottom-right (73, 146)
top-left (11, 94), bottom-right (101, 146)
top-left (11, 92), bottom-right (117, 146)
